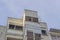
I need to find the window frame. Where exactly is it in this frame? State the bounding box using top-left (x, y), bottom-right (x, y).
top-left (9, 24), bottom-right (23, 31)
top-left (27, 31), bottom-right (33, 40)
top-left (15, 26), bottom-right (23, 30)
top-left (35, 33), bottom-right (41, 40)
top-left (25, 16), bottom-right (38, 23)
top-left (9, 24), bottom-right (15, 29)
top-left (41, 30), bottom-right (47, 35)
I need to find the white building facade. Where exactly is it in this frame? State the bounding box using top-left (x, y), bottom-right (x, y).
top-left (0, 9), bottom-right (60, 40)
top-left (0, 25), bottom-right (6, 40)
top-left (49, 28), bottom-right (60, 40)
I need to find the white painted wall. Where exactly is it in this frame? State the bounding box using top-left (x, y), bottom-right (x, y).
top-left (24, 9), bottom-right (38, 18)
top-left (23, 9), bottom-right (41, 40)
top-left (0, 26), bottom-right (6, 40)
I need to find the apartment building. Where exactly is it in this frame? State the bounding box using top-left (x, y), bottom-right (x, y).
top-left (49, 28), bottom-right (60, 40)
top-left (0, 9), bottom-right (60, 40)
top-left (5, 9), bottom-right (49, 40)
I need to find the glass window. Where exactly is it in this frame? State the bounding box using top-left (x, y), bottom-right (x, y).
top-left (27, 31), bottom-right (33, 40)
top-left (25, 16), bottom-right (38, 23)
top-left (25, 16), bottom-right (31, 21)
top-left (9, 24), bottom-right (15, 29)
top-left (33, 18), bottom-right (38, 22)
top-left (35, 33), bottom-right (41, 40)
top-left (27, 38), bottom-right (33, 40)
top-left (41, 30), bottom-right (47, 35)
top-left (7, 37), bottom-right (22, 40)
top-left (9, 24), bottom-right (23, 31)
top-left (15, 26), bottom-right (23, 30)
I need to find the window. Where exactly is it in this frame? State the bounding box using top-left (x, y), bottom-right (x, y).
top-left (7, 37), bottom-right (22, 40)
top-left (9, 24), bottom-right (23, 31)
top-left (25, 16), bottom-right (31, 21)
top-left (25, 16), bottom-right (38, 23)
top-left (33, 18), bottom-right (38, 22)
top-left (41, 30), bottom-right (47, 35)
top-left (9, 24), bottom-right (15, 29)
top-left (35, 33), bottom-right (41, 40)
top-left (15, 26), bottom-right (23, 30)
top-left (27, 31), bottom-right (33, 40)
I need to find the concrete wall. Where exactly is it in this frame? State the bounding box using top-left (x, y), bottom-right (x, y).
top-left (23, 9), bottom-right (41, 40)
top-left (23, 9), bottom-right (51, 40)
top-left (7, 17), bottom-right (23, 26)
top-left (0, 25), bottom-right (6, 40)
top-left (6, 17), bottom-right (23, 40)
top-left (39, 22), bottom-right (50, 40)
top-left (49, 31), bottom-right (60, 40)
top-left (24, 9), bottom-right (38, 18)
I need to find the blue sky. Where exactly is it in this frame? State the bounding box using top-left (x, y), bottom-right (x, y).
top-left (0, 0), bottom-right (60, 29)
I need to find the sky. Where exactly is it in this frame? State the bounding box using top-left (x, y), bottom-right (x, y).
top-left (0, 0), bottom-right (60, 29)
